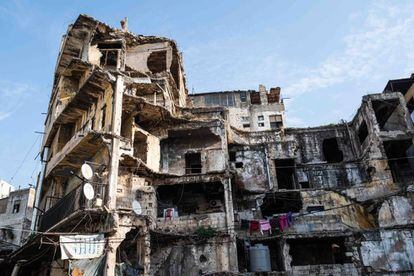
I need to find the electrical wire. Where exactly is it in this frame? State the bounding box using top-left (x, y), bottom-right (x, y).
top-left (9, 135), bottom-right (41, 185)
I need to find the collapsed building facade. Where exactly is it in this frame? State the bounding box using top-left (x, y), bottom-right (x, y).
top-left (7, 14), bottom-right (414, 275)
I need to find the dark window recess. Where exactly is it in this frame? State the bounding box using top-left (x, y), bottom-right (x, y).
top-left (235, 162), bottom-right (243, 168)
top-left (357, 121), bottom-right (368, 145)
top-left (299, 181), bottom-right (310, 189)
top-left (242, 123), bottom-right (250, 128)
top-left (275, 159), bottom-right (296, 190)
top-left (250, 92), bottom-right (261, 104)
top-left (288, 237), bottom-right (349, 266)
top-left (258, 115), bottom-right (264, 121)
top-left (383, 139), bottom-right (414, 183)
top-left (147, 50), bottom-right (167, 73)
top-left (322, 138), bottom-right (344, 163)
top-left (98, 42), bottom-right (121, 68)
top-left (100, 50), bottom-right (118, 67)
top-left (306, 205), bottom-right (325, 213)
top-left (185, 152), bottom-right (202, 174)
top-left (240, 91), bottom-right (247, 102)
top-left (261, 192), bottom-right (302, 216)
top-left (156, 182), bottom-right (224, 217)
top-left (90, 116), bottom-right (95, 130)
top-left (229, 151), bottom-right (236, 162)
top-left (101, 105), bottom-right (107, 129)
top-left (269, 115), bottom-right (283, 129)
top-left (12, 200), bottom-right (21, 214)
top-left (134, 115), bottom-right (140, 125)
top-left (258, 122), bottom-right (265, 127)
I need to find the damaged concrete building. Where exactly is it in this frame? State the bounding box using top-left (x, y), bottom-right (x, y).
top-left (7, 14), bottom-right (414, 275)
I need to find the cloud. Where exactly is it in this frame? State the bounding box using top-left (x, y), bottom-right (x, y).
top-left (0, 81), bottom-right (31, 121)
top-left (283, 1), bottom-right (414, 98)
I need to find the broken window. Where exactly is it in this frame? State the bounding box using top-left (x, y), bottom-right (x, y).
top-left (357, 120), bottom-right (368, 145)
top-left (299, 181), bottom-right (310, 189)
top-left (250, 92), bottom-right (261, 104)
top-left (240, 91), bottom-right (247, 102)
top-left (261, 192), bottom-right (302, 216)
top-left (185, 152), bottom-right (202, 174)
top-left (269, 115), bottom-right (283, 129)
top-left (12, 200), bottom-right (20, 214)
top-left (156, 182), bottom-right (224, 217)
top-left (147, 50), bottom-right (167, 73)
top-left (243, 123), bottom-right (250, 128)
top-left (372, 99), bottom-right (406, 131)
top-left (383, 139), bottom-right (414, 183)
top-left (204, 93), bottom-right (235, 107)
top-left (275, 159), bottom-right (296, 190)
top-left (98, 42), bottom-right (122, 68)
top-left (258, 115), bottom-right (264, 121)
top-left (258, 122), bottom-right (265, 127)
top-left (288, 237), bottom-right (349, 266)
top-left (229, 151), bottom-right (236, 162)
top-left (322, 138), bottom-right (344, 163)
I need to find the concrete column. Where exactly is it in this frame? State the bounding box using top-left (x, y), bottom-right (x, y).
top-left (223, 178), bottom-right (238, 271)
top-left (104, 226), bottom-right (129, 276)
top-left (106, 75), bottom-right (124, 210)
top-left (142, 227), bottom-right (151, 276)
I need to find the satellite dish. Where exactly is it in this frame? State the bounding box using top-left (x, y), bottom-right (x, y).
top-left (83, 183), bottom-right (95, 200)
top-left (132, 200), bottom-right (142, 215)
top-left (81, 164), bottom-right (94, 180)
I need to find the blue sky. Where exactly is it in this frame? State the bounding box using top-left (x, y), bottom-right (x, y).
top-left (0, 0), bottom-right (413, 188)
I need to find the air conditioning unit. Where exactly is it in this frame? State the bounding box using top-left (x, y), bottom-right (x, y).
top-left (209, 200), bottom-right (223, 208)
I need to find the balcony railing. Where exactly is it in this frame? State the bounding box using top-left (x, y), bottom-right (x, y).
top-left (38, 183), bottom-right (105, 232)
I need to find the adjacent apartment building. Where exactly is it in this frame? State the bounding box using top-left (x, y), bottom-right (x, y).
top-left (0, 187), bottom-right (35, 258)
top-left (7, 15), bottom-right (414, 275)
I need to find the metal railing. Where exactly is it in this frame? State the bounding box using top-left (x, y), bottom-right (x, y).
top-left (38, 184), bottom-right (105, 232)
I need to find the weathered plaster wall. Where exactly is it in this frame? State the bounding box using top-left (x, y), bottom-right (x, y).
top-left (231, 145), bottom-right (268, 192)
top-left (361, 229), bottom-right (414, 272)
top-left (160, 128), bottom-right (225, 175)
top-left (125, 42), bottom-right (172, 74)
top-left (150, 237), bottom-right (237, 276)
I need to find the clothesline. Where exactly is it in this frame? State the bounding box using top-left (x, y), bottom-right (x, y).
top-left (240, 212), bottom-right (295, 235)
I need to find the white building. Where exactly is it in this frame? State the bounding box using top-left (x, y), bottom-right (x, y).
top-left (0, 180), bottom-right (15, 199)
top-left (0, 188), bottom-right (35, 255)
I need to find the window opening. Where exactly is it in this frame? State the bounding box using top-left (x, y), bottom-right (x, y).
top-left (322, 138), bottom-right (344, 163)
top-left (185, 152), bottom-right (202, 174)
top-left (275, 159), bottom-right (296, 190)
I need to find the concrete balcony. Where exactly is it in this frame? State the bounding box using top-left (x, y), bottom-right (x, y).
top-left (43, 68), bottom-right (114, 149)
top-left (45, 130), bottom-right (106, 178)
top-left (38, 183), bottom-right (105, 232)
